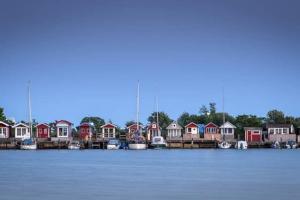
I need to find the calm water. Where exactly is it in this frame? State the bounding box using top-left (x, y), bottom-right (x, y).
top-left (0, 149), bottom-right (299, 200)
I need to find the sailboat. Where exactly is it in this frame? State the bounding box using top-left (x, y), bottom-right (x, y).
top-left (128, 82), bottom-right (147, 150)
top-left (218, 87), bottom-right (232, 149)
top-left (20, 81), bottom-right (37, 150)
top-left (150, 97), bottom-right (167, 149)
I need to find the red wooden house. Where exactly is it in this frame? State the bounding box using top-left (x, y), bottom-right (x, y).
top-left (204, 122), bottom-right (221, 141)
top-left (36, 123), bottom-right (50, 139)
top-left (79, 122), bottom-right (93, 141)
top-left (100, 123), bottom-right (117, 139)
top-left (244, 127), bottom-right (262, 143)
top-left (183, 122), bottom-right (199, 140)
top-left (127, 124), bottom-right (142, 134)
top-left (0, 121), bottom-right (10, 138)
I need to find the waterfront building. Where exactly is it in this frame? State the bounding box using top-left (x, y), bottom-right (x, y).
top-left (220, 121), bottom-right (236, 141)
top-left (55, 120), bottom-right (73, 140)
top-left (244, 127), bottom-right (263, 143)
top-left (79, 122), bottom-right (94, 141)
top-left (147, 122), bottom-right (161, 141)
top-left (99, 123), bottom-right (117, 139)
top-left (0, 121), bottom-right (10, 138)
top-left (12, 123), bottom-right (30, 140)
top-left (204, 122), bottom-right (221, 141)
top-left (266, 124), bottom-right (296, 142)
top-left (36, 123), bottom-right (50, 139)
top-left (166, 121), bottom-right (182, 139)
top-left (183, 122), bottom-right (199, 140)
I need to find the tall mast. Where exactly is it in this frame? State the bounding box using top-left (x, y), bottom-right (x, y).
top-left (156, 96), bottom-right (159, 126)
top-left (222, 87), bottom-right (225, 124)
top-left (28, 81), bottom-right (32, 138)
top-left (136, 81), bottom-right (140, 132)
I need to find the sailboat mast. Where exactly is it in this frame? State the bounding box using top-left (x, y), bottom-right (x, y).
top-left (28, 81), bottom-right (32, 138)
top-left (136, 81), bottom-right (140, 132)
top-left (222, 87), bottom-right (225, 124)
top-left (156, 96), bottom-right (159, 126)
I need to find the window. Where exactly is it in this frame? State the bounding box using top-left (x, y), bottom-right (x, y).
top-left (44, 129), bottom-right (47, 134)
top-left (228, 128), bottom-right (232, 134)
top-left (270, 129), bottom-right (274, 134)
top-left (0, 128), bottom-right (3, 135)
top-left (17, 128), bottom-right (21, 136)
top-left (278, 129), bottom-right (282, 134)
top-left (188, 128), bottom-right (192, 133)
top-left (82, 129), bottom-right (85, 133)
top-left (22, 128), bottom-right (26, 136)
top-left (109, 133), bottom-right (114, 138)
top-left (58, 127), bottom-right (68, 137)
top-left (105, 128), bottom-right (108, 133)
top-left (109, 128), bottom-right (113, 133)
top-left (254, 131), bottom-right (260, 134)
top-left (283, 128), bottom-right (287, 134)
top-left (104, 133), bottom-right (108, 138)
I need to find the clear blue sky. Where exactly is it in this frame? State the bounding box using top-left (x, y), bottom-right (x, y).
top-left (0, 0), bottom-right (299, 127)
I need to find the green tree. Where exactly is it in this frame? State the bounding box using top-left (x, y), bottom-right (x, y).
top-left (0, 107), bottom-right (6, 122)
top-left (209, 102), bottom-right (216, 115)
top-left (147, 112), bottom-right (172, 130)
top-left (80, 116), bottom-right (105, 133)
top-left (267, 110), bottom-right (285, 124)
top-left (177, 112), bottom-right (191, 127)
top-left (125, 120), bottom-right (142, 127)
top-left (234, 115), bottom-right (263, 140)
top-left (199, 105), bottom-right (209, 116)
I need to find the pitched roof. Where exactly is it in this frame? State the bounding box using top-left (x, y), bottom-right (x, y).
top-left (166, 121), bottom-right (183, 130)
top-left (244, 127), bottom-right (263, 131)
top-left (205, 122), bottom-right (218, 128)
top-left (266, 124), bottom-right (292, 128)
top-left (220, 121), bottom-right (236, 129)
top-left (0, 121), bottom-right (9, 127)
top-left (36, 123), bottom-right (50, 128)
top-left (12, 122), bottom-right (29, 128)
top-left (56, 120), bottom-right (72, 125)
top-left (185, 122), bottom-right (198, 128)
top-left (101, 123), bottom-right (117, 128)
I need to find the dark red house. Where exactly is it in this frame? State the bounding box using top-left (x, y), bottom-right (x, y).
top-left (244, 127), bottom-right (262, 142)
top-left (36, 123), bottom-right (50, 139)
top-left (79, 122), bottom-right (93, 140)
top-left (0, 121), bottom-right (10, 138)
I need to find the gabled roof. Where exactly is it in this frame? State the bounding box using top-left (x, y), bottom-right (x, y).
top-left (80, 122), bottom-right (93, 127)
top-left (36, 123), bottom-right (50, 128)
top-left (166, 121), bottom-right (183, 130)
top-left (12, 122), bottom-right (29, 128)
top-left (244, 127), bottom-right (262, 131)
top-left (205, 122), bottom-right (218, 128)
top-left (101, 123), bottom-right (117, 128)
top-left (185, 122), bottom-right (198, 128)
top-left (220, 121), bottom-right (236, 129)
top-left (0, 121), bottom-right (10, 127)
top-left (266, 124), bottom-right (293, 129)
top-left (127, 124), bottom-right (143, 129)
top-left (147, 122), bottom-right (160, 130)
top-left (56, 120), bottom-right (72, 125)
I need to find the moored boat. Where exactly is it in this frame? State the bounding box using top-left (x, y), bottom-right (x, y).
top-left (236, 141), bottom-right (248, 149)
top-left (107, 139), bottom-right (121, 150)
top-left (20, 138), bottom-right (37, 150)
top-left (272, 141), bottom-right (281, 149)
top-left (68, 140), bottom-right (81, 150)
top-left (218, 141), bottom-right (231, 149)
top-left (150, 136), bottom-right (167, 149)
top-left (285, 141), bottom-right (297, 149)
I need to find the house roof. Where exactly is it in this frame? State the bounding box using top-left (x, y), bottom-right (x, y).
top-left (220, 121), bottom-right (236, 129)
top-left (185, 122), bottom-right (198, 128)
top-left (0, 121), bottom-right (9, 127)
top-left (166, 121), bottom-right (183, 130)
top-left (127, 124), bottom-right (143, 129)
top-left (80, 122), bottom-right (93, 127)
top-left (36, 123), bottom-right (50, 128)
top-left (12, 122), bottom-right (29, 128)
top-left (244, 127), bottom-right (263, 131)
top-left (147, 122), bottom-right (160, 130)
top-left (205, 122), bottom-right (218, 128)
top-left (56, 120), bottom-right (72, 125)
top-left (266, 124), bottom-right (292, 129)
top-left (101, 123), bottom-right (117, 128)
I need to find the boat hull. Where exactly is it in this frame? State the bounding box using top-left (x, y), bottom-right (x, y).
top-left (218, 142), bottom-right (231, 149)
top-left (20, 144), bottom-right (37, 150)
top-left (107, 144), bottom-right (121, 150)
top-left (68, 146), bottom-right (80, 150)
top-left (128, 143), bottom-right (147, 150)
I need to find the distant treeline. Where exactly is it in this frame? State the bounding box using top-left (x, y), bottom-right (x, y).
top-left (1, 103), bottom-right (299, 139)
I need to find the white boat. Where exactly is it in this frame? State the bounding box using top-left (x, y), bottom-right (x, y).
top-left (272, 141), bottom-right (281, 149)
top-left (236, 141), bottom-right (248, 150)
top-left (218, 141), bottom-right (231, 149)
top-left (68, 141), bottom-right (81, 150)
top-left (20, 138), bottom-right (37, 150)
top-left (128, 82), bottom-right (147, 150)
top-left (128, 143), bottom-right (147, 150)
top-left (20, 81), bottom-right (37, 150)
top-left (107, 139), bottom-right (121, 150)
top-left (150, 136), bottom-right (167, 149)
top-left (285, 141), bottom-right (297, 149)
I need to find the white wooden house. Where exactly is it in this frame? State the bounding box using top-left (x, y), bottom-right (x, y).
top-left (220, 121), bottom-right (236, 141)
top-left (166, 121), bottom-right (182, 139)
top-left (13, 123), bottom-right (30, 140)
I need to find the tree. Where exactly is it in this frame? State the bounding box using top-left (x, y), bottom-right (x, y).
top-left (125, 120), bottom-right (143, 127)
top-left (209, 102), bottom-right (216, 115)
top-left (147, 112), bottom-right (172, 130)
top-left (199, 105), bottom-right (209, 115)
top-left (177, 112), bottom-right (191, 127)
top-left (0, 107), bottom-right (6, 122)
top-left (80, 116), bottom-right (105, 133)
top-left (234, 115), bottom-right (263, 140)
top-left (267, 110), bottom-right (285, 124)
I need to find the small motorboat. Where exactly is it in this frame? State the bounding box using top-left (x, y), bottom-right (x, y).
top-left (218, 141), bottom-right (232, 149)
top-left (150, 136), bottom-right (167, 149)
top-left (20, 138), bottom-right (37, 150)
top-left (68, 140), bottom-right (81, 150)
top-left (272, 141), bottom-right (281, 149)
top-left (236, 141), bottom-right (248, 150)
top-left (107, 139), bottom-right (121, 150)
top-left (285, 141), bottom-right (298, 149)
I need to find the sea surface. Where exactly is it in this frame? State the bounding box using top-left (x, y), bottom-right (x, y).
top-left (0, 149), bottom-right (299, 200)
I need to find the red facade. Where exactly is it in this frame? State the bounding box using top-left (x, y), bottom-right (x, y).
top-left (245, 129), bottom-right (262, 142)
top-left (36, 124), bottom-right (50, 138)
top-left (0, 121), bottom-right (10, 138)
top-left (205, 122), bottom-right (219, 134)
top-left (79, 123), bottom-right (92, 140)
top-left (128, 124), bottom-right (142, 133)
